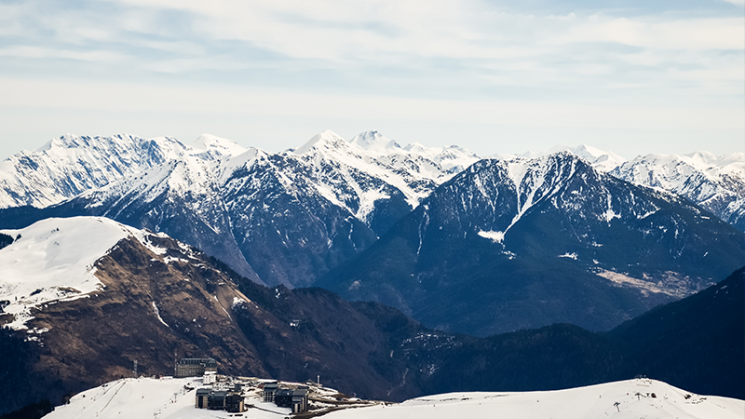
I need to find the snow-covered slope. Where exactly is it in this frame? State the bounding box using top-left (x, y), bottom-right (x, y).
top-left (42, 377), bottom-right (744, 419)
top-left (327, 379), bottom-right (744, 419)
top-left (289, 130), bottom-right (480, 215)
top-left (0, 217), bottom-right (171, 330)
top-left (612, 151), bottom-right (745, 231)
top-left (43, 377), bottom-right (295, 419)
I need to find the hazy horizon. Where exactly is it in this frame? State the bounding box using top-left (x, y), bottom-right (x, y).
top-left (1, 0), bottom-right (743, 159)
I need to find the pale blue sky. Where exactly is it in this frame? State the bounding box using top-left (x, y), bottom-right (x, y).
top-left (0, 0), bottom-right (743, 159)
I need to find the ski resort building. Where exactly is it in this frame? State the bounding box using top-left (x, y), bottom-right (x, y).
top-left (195, 389), bottom-right (211, 408)
top-left (207, 390), bottom-right (228, 410)
top-left (194, 388), bottom-right (245, 412)
top-left (175, 358), bottom-right (217, 378)
top-left (263, 381), bottom-right (278, 402)
top-left (274, 387), bottom-right (309, 413)
top-left (225, 393), bottom-right (245, 413)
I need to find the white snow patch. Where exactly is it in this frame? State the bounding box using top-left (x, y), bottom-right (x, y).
top-left (232, 297), bottom-right (248, 308)
top-left (602, 208), bottom-right (620, 223)
top-left (506, 160), bottom-right (529, 190)
top-left (477, 230), bottom-right (505, 244)
top-left (558, 253), bottom-right (578, 260)
top-left (163, 256), bottom-right (188, 264)
top-left (129, 230), bottom-right (168, 255)
top-left (151, 302), bottom-right (169, 328)
top-left (221, 306), bottom-right (231, 319)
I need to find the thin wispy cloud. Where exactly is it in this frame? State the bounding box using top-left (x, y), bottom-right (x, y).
top-left (0, 0), bottom-right (742, 158)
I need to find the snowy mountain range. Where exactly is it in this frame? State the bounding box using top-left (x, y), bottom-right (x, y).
top-left (0, 130), bottom-right (476, 213)
top-left (610, 151), bottom-right (745, 231)
top-left (0, 131), bottom-right (742, 329)
top-left (318, 152), bottom-right (745, 336)
top-left (0, 130), bottom-right (480, 288)
top-left (0, 130), bottom-right (743, 418)
top-left (0, 133), bottom-right (225, 210)
top-left (2, 132), bottom-right (742, 234)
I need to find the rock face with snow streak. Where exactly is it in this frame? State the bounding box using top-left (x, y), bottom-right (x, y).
top-left (611, 151), bottom-right (745, 231)
top-left (285, 130), bottom-right (478, 236)
top-left (318, 153), bottom-right (745, 336)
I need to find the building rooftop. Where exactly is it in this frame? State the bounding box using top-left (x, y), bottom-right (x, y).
top-left (177, 358), bottom-right (217, 367)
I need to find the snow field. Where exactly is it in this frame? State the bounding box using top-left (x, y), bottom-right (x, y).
top-left (42, 378), bottom-right (744, 419)
top-left (325, 379), bottom-right (744, 419)
top-left (0, 217), bottom-right (134, 330)
top-left (44, 377), bottom-right (292, 419)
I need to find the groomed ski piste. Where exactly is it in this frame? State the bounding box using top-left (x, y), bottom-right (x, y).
top-left (43, 377), bottom-right (744, 419)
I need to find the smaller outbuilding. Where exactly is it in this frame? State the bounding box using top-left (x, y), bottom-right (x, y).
top-left (291, 388), bottom-right (309, 414)
top-left (195, 389), bottom-right (211, 409)
top-left (208, 390), bottom-right (229, 410)
top-left (274, 389), bottom-right (294, 408)
top-left (225, 393), bottom-right (245, 413)
top-left (263, 381), bottom-right (279, 402)
top-left (274, 388), bottom-right (309, 413)
top-left (175, 358), bottom-right (218, 378)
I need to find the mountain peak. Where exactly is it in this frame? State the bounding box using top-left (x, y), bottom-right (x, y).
top-left (349, 131), bottom-right (401, 154)
top-left (403, 142), bottom-right (428, 153)
top-left (190, 133), bottom-right (246, 157)
top-left (294, 130), bottom-right (349, 155)
top-left (524, 144), bottom-right (627, 172)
